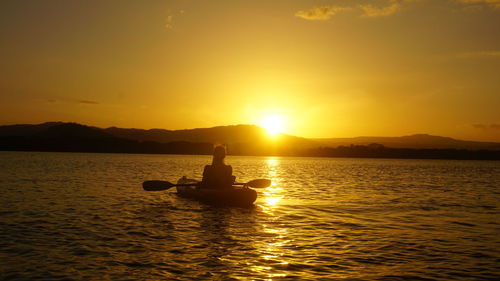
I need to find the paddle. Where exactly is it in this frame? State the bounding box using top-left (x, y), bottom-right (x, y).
top-left (142, 178), bottom-right (271, 191)
top-left (243, 179), bottom-right (272, 188)
top-left (142, 180), bottom-right (186, 191)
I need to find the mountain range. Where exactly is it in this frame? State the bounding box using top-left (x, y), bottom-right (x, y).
top-left (1, 122), bottom-right (499, 153)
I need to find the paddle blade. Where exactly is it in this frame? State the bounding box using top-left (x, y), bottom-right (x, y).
top-left (143, 180), bottom-right (175, 191)
top-left (246, 179), bottom-right (272, 188)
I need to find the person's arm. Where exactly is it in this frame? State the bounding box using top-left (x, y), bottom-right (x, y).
top-left (201, 165), bottom-right (210, 184)
top-left (226, 165), bottom-right (235, 185)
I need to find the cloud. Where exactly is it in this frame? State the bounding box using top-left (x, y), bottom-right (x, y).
top-left (472, 123), bottom-right (500, 130)
top-left (165, 14), bottom-right (173, 29)
top-left (295, 6), bottom-right (351, 20)
top-left (165, 9), bottom-right (186, 30)
top-left (295, 0), bottom-right (410, 21)
top-left (456, 0), bottom-right (500, 9)
top-left (295, 0), bottom-right (499, 21)
top-left (359, 1), bottom-right (402, 18)
top-left (78, 100), bottom-right (99, 105)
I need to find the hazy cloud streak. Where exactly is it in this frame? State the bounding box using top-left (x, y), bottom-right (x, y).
top-left (45, 98), bottom-right (99, 105)
top-left (457, 50), bottom-right (500, 58)
top-left (78, 100), bottom-right (99, 105)
top-left (457, 0), bottom-right (500, 9)
top-left (473, 123), bottom-right (500, 130)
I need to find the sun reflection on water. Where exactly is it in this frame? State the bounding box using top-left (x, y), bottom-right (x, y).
top-left (254, 157), bottom-right (283, 214)
top-left (266, 157), bottom-right (280, 167)
top-left (264, 194), bottom-right (283, 206)
top-left (248, 156), bottom-right (295, 279)
top-left (260, 157), bottom-right (284, 210)
top-left (249, 223), bottom-right (292, 279)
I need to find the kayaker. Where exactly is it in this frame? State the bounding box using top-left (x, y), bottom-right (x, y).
top-left (200, 145), bottom-right (235, 189)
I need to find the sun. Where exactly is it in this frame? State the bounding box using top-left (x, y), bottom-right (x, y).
top-left (260, 114), bottom-right (285, 136)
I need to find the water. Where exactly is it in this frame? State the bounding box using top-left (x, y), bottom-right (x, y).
top-left (0, 151), bottom-right (499, 280)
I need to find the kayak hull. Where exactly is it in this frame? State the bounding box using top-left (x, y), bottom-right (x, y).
top-left (176, 178), bottom-right (257, 207)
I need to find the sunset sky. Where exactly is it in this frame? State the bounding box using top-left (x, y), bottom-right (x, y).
top-left (1, 0), bottom-right (499, 141)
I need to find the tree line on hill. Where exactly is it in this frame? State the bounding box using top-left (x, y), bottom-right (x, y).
top-left (301, 144), bottom-right (500, 160)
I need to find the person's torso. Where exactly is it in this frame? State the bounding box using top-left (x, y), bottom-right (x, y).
top-left (202, 164), bottom-right (232, 188)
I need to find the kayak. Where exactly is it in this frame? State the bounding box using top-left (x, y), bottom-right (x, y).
top-left (176, 177), bottom-right (258, 207)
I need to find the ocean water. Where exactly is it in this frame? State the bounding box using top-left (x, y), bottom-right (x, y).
top-left (0, 151), bottom-right (499, 281)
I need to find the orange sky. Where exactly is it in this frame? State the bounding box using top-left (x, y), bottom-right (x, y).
top-left (1, 0), bottom-right (499, 141)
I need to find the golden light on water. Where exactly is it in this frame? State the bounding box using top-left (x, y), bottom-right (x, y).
top-left (264, 195), bottom-right (283, 206)
top-left (249, 217), bottom-right (292, 279)
top-left (259, 157), bottom-right (284, 209)
top-left (266, 157), bottom-right (280, 167)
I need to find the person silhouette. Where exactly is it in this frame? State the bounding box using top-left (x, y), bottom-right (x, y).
top-left (200, 145), bottom-right (235, 189)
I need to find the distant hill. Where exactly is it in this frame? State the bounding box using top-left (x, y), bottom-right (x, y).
top-left (1, 123), bottom-right (499, 158)
top-left (313, 134), bottom-right (500, 150)
top-left (106, 125), bottom-right (317, 155)
top-left (35, 123), bottom-right (113, 139)
top-left (0, 122), bottom-right (315, 155)
top-left (0, 122), bottom-right (64, 137)
top-left (104, 124), bottom-right (313, 146)
top-left (0, 122), bottom-right (214, 155)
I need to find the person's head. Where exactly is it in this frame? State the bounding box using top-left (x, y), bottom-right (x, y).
top-left (212, 145), bottom-right (226, 164)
